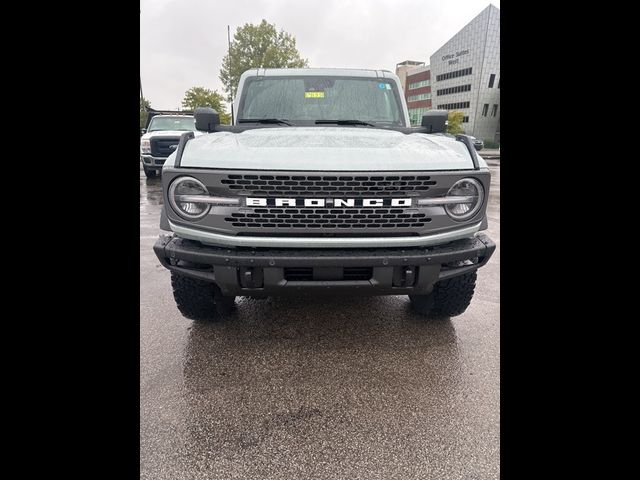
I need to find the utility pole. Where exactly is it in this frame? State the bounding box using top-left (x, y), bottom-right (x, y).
top-left (228, 24), bottom-right (234, 125)
top-left (140, 9), bottom-right (146, 110)
top-left (140, 77), bottom-right (146, 110)
top-left (140, 9), bottom-right (148, 131)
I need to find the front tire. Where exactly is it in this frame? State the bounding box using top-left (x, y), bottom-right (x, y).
top-left (170, 272), bottom-right (235, 321)
top-left (410, 271), bottom-right (477, 318)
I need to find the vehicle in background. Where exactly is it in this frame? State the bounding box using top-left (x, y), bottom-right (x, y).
top-left (140, 110), bottom-right (201, 178)
top-left (456, 134), bottom-right (484, 151)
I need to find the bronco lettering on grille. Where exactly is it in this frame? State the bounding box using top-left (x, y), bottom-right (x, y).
top-left (246, 198), bottom-right (412, 207)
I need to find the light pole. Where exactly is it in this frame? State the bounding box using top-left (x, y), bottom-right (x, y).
top-left (140, 9), bottom-right (147, 113)
top-left (228, 24), bottom-right (234, 124)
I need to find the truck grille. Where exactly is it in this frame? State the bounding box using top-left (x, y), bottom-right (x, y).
top-left (150, 137), bottom-right (180, 157)
top-left (225, 208), bottom-right (431, 229)
top-left (220, 174), bottom-right (437, 196)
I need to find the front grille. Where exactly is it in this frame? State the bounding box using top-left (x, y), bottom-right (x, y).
top-left (220, 174), bottom-right (437, 196)
top-left (283, 267), bottom-right (373, 281)
top-left (225, 208), bottom-right (431, 229)
top-left (150, 137), bottom-right (180, 157)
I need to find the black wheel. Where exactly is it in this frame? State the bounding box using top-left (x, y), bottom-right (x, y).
top-left (410, 271), bottom-right (477, 319)
top-left (170, 272), bottom-right (235, 321)
top-left (143, 167), bottom-right (157, 178)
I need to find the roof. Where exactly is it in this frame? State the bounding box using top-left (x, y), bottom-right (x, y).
top-left (242, 67), bottom-right (398, 79)
top-left (396, 60), bottom-right (425, 67)
top-left (406, 65), bottom-right (431, 76)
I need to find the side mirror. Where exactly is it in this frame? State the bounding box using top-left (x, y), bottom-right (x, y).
top-left (140, 128), bottom-right (146, 135)
top-left (195, 107), bottom-right (220, 132)
top-left (421, 110), bottom-right (448, 133)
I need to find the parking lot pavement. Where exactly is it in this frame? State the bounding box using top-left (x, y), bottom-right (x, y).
top-left (140, 164), bottom-right (500, 480)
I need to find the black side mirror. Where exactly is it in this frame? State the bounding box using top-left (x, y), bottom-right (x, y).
top-left (195, 107), bottom-right (220, 132)
top-left (421, 110), bottom-right (448, 133)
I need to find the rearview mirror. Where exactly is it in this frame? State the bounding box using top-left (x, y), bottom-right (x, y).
top-left (421, 110), bottom-right (448, 133)
top-left (195, 107), bottom-right (220, 132)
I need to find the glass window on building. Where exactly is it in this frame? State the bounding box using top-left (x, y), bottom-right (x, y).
top-left (482, 104), bottom-right (489, 117)
top-left (488, 74), bottom-right (496, 88)
top-left (492, 104), bottom-right (498, 117)
top-left (408, 107), bottom-right (430, 126)
top-left (408, 80), bottom-right (430, 90)
top-left (407, 93), bottom-right (431, 102)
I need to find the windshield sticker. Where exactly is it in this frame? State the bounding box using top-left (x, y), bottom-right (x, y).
top-left (385, 83), bottom-right (392, 90)
top-left (378, 82), bottom-right (386, 89)
top-left (305, 91), bottom-right (325, 98)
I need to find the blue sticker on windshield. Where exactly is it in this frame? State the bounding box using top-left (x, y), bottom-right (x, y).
top-left (378, 82), bottom-right (386, 89)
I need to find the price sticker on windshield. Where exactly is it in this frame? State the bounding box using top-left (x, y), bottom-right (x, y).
top-left (305, 91), bottom-right (325, 98)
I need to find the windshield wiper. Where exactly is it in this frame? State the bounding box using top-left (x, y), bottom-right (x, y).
top-left (315, 119), bottom-right (376, 127)
top-left (238, 118), bottom-right (292, 126)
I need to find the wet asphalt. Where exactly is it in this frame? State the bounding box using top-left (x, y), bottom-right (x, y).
top-left (140, 164), bottom-right (500, 480)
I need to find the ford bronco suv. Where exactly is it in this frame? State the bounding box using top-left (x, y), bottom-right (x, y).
top-left (153, 68), bottom-right (495, 321)
top-left (140, 110), bottom-right (201, 178)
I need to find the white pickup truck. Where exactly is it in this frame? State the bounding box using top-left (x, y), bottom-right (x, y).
top-left (140, 112), bottom-right (202, 178)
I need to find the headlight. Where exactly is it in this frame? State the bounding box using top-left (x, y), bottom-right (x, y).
top-left (169, 176), bottom-right (211, 220)
top-left (444, 178), bottom-right (484, 220)
top-left (141, 139), bottom-right (151, 153)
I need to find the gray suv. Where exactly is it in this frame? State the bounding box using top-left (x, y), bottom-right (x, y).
top-left (153, 68), bottom-right (495, 321)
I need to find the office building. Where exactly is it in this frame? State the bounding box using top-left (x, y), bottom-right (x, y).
top-left (429, 4), bottom-right (500, 141)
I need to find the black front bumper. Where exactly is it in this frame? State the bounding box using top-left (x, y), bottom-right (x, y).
top-left (141, 155), bottom-right (166, 167)
top-left (153, 233), bottom-right (495, 297)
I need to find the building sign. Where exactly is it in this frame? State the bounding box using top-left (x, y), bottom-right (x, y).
top-left (442, 49), bottom-right (470, 65)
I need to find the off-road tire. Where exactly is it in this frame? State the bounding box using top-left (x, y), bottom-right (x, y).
top-left (143, 167), bottom-right (157, 178)
top-left (410, 271), bottom-right (477, 319)
top-left (170, 272), bottom-right (235, 321)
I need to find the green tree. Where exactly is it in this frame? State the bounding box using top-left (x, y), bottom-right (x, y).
top-left (181, 87), bottom-right (231, 124)
top-left (140, 98), bottom-right (151, 129)
top-left (220, 20), bottom-right (309, 101)
top-left (446, 110), bottom-right (465, 135)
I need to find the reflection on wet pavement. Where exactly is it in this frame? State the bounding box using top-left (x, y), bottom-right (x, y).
top-left (140, 163), bottom-right (500, 479)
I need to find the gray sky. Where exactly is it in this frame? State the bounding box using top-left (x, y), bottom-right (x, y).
top-left (140, 0), bottom-right (500, 110)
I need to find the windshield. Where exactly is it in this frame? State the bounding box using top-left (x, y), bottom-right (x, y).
top-left (238, 76), bottom-right (406, 126)
top-left (148, 116), bottom-right (195, 132)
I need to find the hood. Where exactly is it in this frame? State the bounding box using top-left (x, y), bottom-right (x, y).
top-left (141, 130), bottom-right (203, 140)
top-left (174, 127), bottom-right (483, 171)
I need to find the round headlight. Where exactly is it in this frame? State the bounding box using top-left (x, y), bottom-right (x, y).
top-left (169, 176), bottom-right (211, 220)
top-left (445, 178), bottom-right (484, 221)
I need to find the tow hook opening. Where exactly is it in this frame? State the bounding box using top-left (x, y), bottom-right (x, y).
top-left (392, 266), bottom-right (418, 287)
top-left (239, 267), bottom-right (264, 288)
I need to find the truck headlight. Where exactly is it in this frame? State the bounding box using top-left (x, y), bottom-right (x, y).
top-left (445, 178), bottom-right (484, 220)
top-left (141, 139), bottom-right (151, 154)
top-left (169, 176), bottom-right (211, 220)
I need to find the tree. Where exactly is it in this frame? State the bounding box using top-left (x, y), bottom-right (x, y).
top-left (140, 98), bottom-right (151, 129)
top-left (446, 110), bottom-right (465, 135)
top-left (220, 20), bottom-right (309, 101)
top-left (182, 87), bottom-right (231, 124)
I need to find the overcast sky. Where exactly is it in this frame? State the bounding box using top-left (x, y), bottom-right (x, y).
top-left (140, 0), bottom-right (500, 110)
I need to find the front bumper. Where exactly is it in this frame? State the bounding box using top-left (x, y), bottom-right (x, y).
top-left (141, 155), bottom-right (167, 167)
top-left (153, 233), bottom-right (496, 297)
